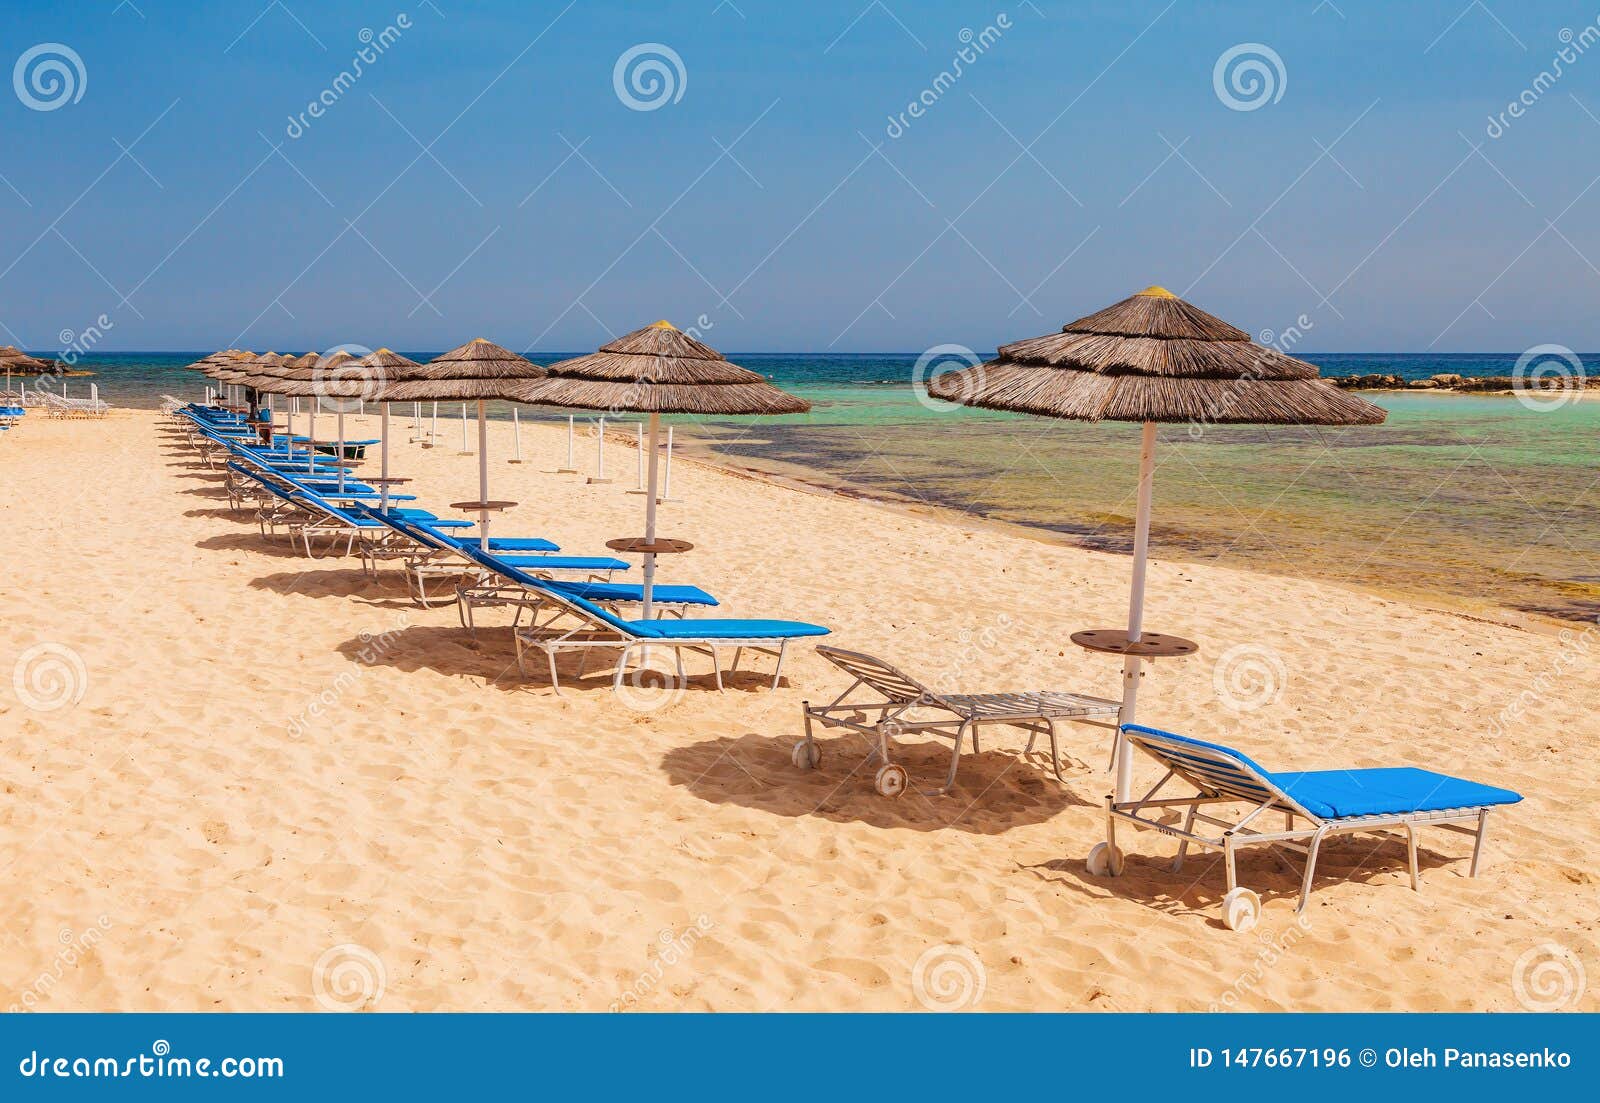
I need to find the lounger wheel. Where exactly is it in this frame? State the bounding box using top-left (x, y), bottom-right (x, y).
top-left (1221, 888), bottom-right (1261, 933)
top-left (791, 739), bottom-right (821, 770)
top-left (1086, 842), bottom-right (1124, 877)
top-left (873, 763), bottom-right (909, 798)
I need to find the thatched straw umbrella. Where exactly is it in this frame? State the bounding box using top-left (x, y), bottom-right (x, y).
top-left (372, 338), bottom-right (547, 544)
top-left (264, 349), bottom-right (372, 486)
top-left (926, 286), bottom-right (1385, 890)
top-left (508, 320), bottom-right (809, 616)
top-left (0, 345), bottom-right (46, 398)
top-left (209, 351), bottom-right (285, 414)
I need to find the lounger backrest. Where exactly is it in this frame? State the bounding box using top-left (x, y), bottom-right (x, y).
top-left (815, 646), bottom-right (941, 705)
top-left (362, 508), bottom-right (460, 555)
top-left (240, 466), bottom-right (363, 526)
top-left (448, 536), bottom-right (651, 637)
top-left (1121, 724), bottom-right (1296, 810)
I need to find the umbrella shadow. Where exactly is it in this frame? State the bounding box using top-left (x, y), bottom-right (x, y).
top-left (1025, 829), bottom-right (1468, 928)
top-left (660, 729), bottom-right (1093, 834)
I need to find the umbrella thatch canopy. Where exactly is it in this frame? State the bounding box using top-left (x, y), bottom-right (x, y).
top-left (924, 289), bottom-right (1385, 888)
top-left (927, 286), bottom-right (1384, 425)
top-left (509, 321), bottom-right (809, 616)
top-left (375, 338), bottom-right (545, 401)
top-left (507, 321), bottom-right (809, 415)
top-left (187, 350), bottom-right (252, 372)
top-left (262, 349), bottom-right (371, 397)
top-left (1, 345), bottom-right (53, 373)
top-left (366, 340), bottom-right (549, 543)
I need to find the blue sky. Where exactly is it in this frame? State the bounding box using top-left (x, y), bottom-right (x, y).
top-left (2, 1), bottom-right (1598, 353)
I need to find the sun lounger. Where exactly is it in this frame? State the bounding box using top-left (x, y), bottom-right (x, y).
top-left (432, 528), bottom-right (717, 632)
top-left (1091, 723), bottom-right (1523, 931)
top-left (797, 645), bottom-right (1121, 797)
top-left (493, 549), bottom-right (827, 694)
top-left (355, 507), bottom-right (631, 609)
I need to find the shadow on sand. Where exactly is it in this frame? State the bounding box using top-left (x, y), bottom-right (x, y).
top-left (1024, 827), bottom-right (1469, 928)
top-left (660, 728), bottom-right (1095, 833)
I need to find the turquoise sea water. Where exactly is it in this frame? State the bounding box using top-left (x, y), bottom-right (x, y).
top-left (23, 352), bottom-right (1600, 623)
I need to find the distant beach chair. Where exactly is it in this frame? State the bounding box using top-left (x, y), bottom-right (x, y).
top-left (797, 645), bottom-right (1121, 797)
top-left (1091, 723), bottom-right (1523, 931)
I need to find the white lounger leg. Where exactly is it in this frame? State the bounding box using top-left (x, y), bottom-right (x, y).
top-left (1405, 824), bottom-right (1421, 891)
top-left (1470, 809), bottom-right (1490, 876)
top-left (940, 720), bottom-right (974, 793)
top-left (770, 641), bottom-right (788, 690)
top-left (1298, 826), bottom-right (1330, 913)
top-left (710, 646), bottom-right (724, 692)
top-left (1172, 805), bottom-right (1199, 872)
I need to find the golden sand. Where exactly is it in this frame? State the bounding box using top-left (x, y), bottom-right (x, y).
top-left (0, 410), bottom-right (1594, 1011)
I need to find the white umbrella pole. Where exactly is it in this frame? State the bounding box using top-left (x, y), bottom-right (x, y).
top-left (337, 408), bottom-right (347, 492)
top-left (380, 403), bottom-right (391, 510)
top-left (430, 402), bottom-right (438, 446)
top-left (308, 400), bottom-right (317, 468)
top-left (636, 422), bottom-right (645, 490)
top-left (642, 412), bottom-right (662, 619)
top-left (511, 408), bottom-right (522, 463)
top-left (1113, 421), bottom-right (1158, 805)
top-left (663, 426), bottom-right (675, 500)
top-left (460, 403), bottom-right (469, 453)
top-left (558, 415), bottom-right (577, 473)
top-left (477, 399), bottom-right (490, 550)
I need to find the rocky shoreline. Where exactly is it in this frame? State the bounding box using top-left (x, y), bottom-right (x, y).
top-left (1327, 372), bottom-right (1596, 393)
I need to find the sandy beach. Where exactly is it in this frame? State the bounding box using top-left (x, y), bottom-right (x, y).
top-left (1, 409), bottom-right (1594, 1012)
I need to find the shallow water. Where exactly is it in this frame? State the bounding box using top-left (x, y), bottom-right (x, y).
top-left (32, 352), bottom-right (1600, 623)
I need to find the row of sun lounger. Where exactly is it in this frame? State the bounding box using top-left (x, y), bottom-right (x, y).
top-left (173, 402), bottom-right (831, 696)
top-left (165, 400), bottom-right (1522, 932)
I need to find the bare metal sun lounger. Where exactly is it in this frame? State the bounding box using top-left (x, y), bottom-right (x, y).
top-left (797, 645), bottom-right (1120, 797)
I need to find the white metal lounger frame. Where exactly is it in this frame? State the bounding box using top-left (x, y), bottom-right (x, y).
top-left (1100, 726), bottom-right (1499, 930)
top-left (799, 646), bottom-right (1121, 796)
top-left (511, 584), bottom-right (796, 695)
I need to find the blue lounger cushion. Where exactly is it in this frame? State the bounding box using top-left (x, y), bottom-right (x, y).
top-left (1269, 768), bottom-right (1523, 819)
top-left (627, 618), bottom-right (830, 640)
top-left (427, 529), bottom-right (561, 554)
top-left (1122, 724), bottom-right (1523, 820)
top-left (499, 555), bottom-right (630, 572)
top-left (481, 537), bottom-right (561, 552)
top-left (544, 580), bottom-right (718, 606)
top-left (420, 528), bottom-right (558, 551)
